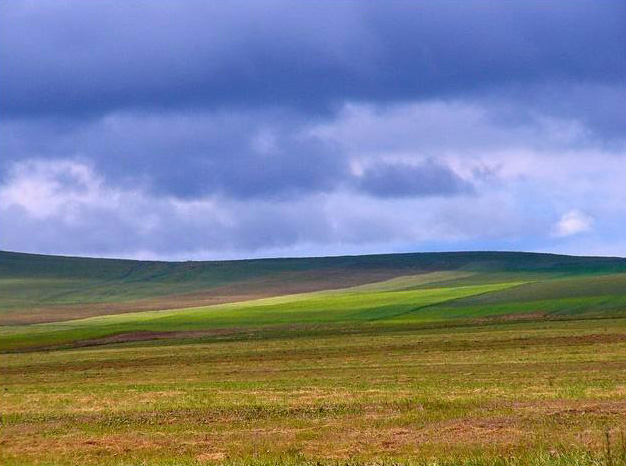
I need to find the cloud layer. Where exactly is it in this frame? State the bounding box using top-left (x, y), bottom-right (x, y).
top-left (1, 1), bottom-right (625, 259)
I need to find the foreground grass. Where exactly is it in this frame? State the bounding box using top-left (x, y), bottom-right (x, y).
top-left (2, 317), bottom-right (626, 465)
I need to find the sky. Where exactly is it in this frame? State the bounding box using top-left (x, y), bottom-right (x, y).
top-left (1, 0), bottom-right (625, 260)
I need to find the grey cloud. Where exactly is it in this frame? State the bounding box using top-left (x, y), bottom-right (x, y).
top-left (2, 154), bottom-right (625, 259)
top-left (0, 160), bottom-right (395, 257)
top-left (356, 160), bottom-right (473, 198)
top-left (1, 110), bottom-right (350, 200)
top-left (1, 108), bottom-right (483, 201)
top-left (1, 1), bottom-right (624, 129)
top-left (489, 83), bottom-right (626, 143)
top-left (2, 0), bottom-right (624, 205)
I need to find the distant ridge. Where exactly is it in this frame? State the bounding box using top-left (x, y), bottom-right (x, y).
top-left (2, 249), bottom-right (626, 277)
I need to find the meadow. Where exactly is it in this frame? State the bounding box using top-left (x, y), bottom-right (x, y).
top-left (2, 251), bottom-right (626, 465)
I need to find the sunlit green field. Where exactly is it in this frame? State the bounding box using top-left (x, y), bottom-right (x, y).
top-left (2, 251), bottom-right (626, 465)
top-left (0, 275), bottom-right (521, 351)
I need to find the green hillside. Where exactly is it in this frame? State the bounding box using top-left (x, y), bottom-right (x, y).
top-left (1, 250), bottom-right (626, 351)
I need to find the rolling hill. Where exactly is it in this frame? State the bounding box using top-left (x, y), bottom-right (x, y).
top-left (1, 249), bottom-right (626, 351)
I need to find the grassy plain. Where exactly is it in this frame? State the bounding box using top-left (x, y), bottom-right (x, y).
top-left (2, 251), bottom-right (626, 465)
top-left (3, 318), bottom-right (626, 466)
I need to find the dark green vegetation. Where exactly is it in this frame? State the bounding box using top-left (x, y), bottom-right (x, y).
top-left (2, 249), bottom-right (626, 326)
top-left (1, 250), bottom-right (626, 465)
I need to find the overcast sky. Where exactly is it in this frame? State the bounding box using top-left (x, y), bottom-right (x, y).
top-left (1, 0), bottom-right (625, 260)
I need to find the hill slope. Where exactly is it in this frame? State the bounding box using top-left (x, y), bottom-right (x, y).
top-left (2, 249), bottom-right (626, 325)
top-left (1, 250), bottom-right (626, 351)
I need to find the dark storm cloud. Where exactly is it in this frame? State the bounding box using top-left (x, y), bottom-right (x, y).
top-left (0, 109), bottom-right (472, 200)
top-left (357, 160), bottom-right (473, 198)
top-left (0, 110), bottom-right (351, 199)
top-left (2, 0), bottom-right (626, 259)
top-left (79, 111), bottom-right (349, 200)
top-left (1, 1), bottom-right (624, 121)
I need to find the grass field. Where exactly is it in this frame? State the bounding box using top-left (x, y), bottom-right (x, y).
top-left (1, 250), bottom-right (626, 465)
